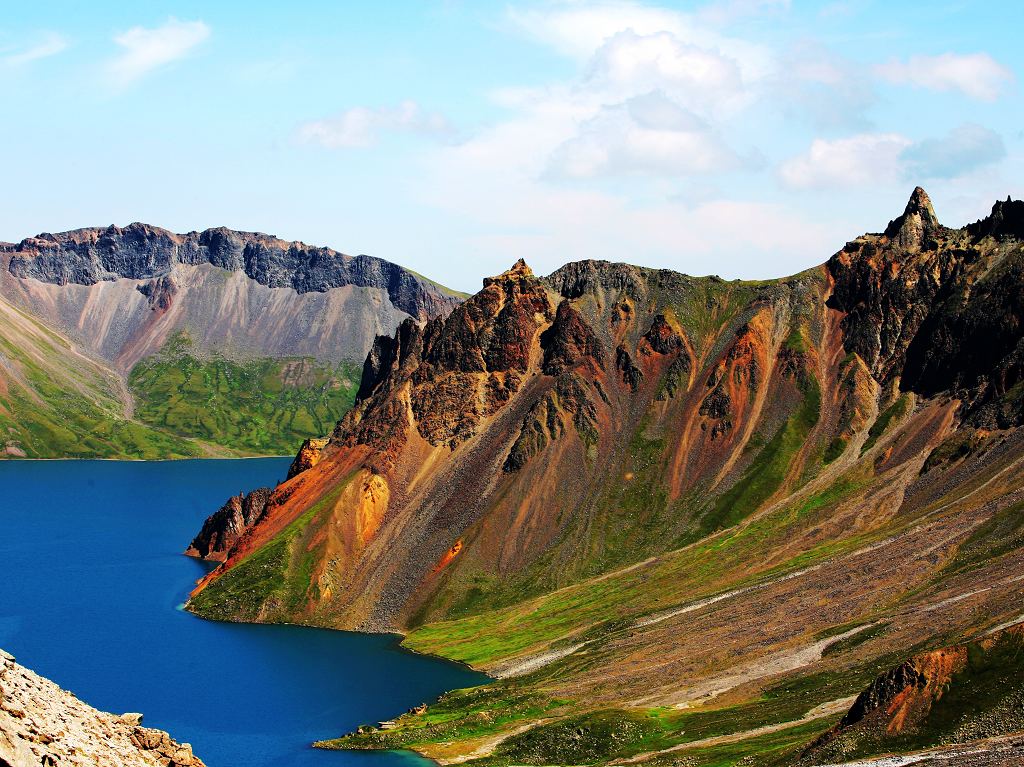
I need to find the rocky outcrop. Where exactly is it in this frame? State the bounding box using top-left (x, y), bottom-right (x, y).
top-left (3, 223), bottom-right (460, 321)
top-left (803, 623), bottom-right (1024, 764)
top-left (287, 437), bottom-right (331, 480)
top-left (185, 487), bottom-right (272, 561)
top-left (828, 188), bottom-right (1024, 425)
top-left (0, 649), bottom-right (205, 767)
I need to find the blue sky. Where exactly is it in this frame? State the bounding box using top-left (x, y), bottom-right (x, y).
top-left (1, 1), bottom-right (1021, 292)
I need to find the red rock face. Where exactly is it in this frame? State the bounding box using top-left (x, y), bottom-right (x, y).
top-left (188, 189), bottom-right (1024, 635)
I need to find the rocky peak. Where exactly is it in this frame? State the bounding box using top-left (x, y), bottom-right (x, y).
top-left (884, 186), bottom-right (941, 251)
top-left (967, 195), bottom-right (1024, 241)
top-left (545, 259), bottom-right (647, 300)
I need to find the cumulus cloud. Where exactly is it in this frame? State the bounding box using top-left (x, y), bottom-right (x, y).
top-left (297, 101), bottom-right (453, 149)
top-left (1, 32), bottom-right (68, 66)
top-left (106, 18), bottom-right (210, 88)
top-left (876, 53), bottom-right (1014, 101)
top-left (585, 29), bottom-right (743, 114)
top-left (902, 124), bottom-right (1006, 180)
top-left (547, 91), bottom-right (741, 178)
top-left (780, 124), bottom-right (1006, 189)
top-left (507, 1), bottom-right (773, 77)
top-left (779, 133), bottom-right (912, 189)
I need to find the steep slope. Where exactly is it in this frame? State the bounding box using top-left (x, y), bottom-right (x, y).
top-left (187, 189), bottom-right (1024, 766)
top-left (0, 291), bottom-right (204, 459)
top-left (0, 223), bottom-right (463, 457)
top-left (0, 649), bottom-right (206, 767)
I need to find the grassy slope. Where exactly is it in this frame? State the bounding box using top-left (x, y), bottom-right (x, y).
top-left (128, 334), bottom-right (361, 455)
top-left (188, 480), bottom-right (350, 621)
top-left (0, 299), bottom-right (203, 459)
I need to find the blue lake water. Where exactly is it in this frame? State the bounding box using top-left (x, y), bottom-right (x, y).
top-left (0, 459), bottom-right (486, 767)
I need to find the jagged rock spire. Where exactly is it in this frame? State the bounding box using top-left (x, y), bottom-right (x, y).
top-left (885, 187), bottom-right (940, 250)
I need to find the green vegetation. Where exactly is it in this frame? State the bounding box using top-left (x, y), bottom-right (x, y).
top-left (0, 306), bottom-right (202, 459)
top-left (818, 629), bottom-right (1024, 762)
top-left (403, 465), bottom-right (871, 669)
top-left (129, 334), bottom-right (361, 455)
top-left (188, 482), bottom-right (348, 621)
top-left (939, 498), bottom-right (1024, 577)
top-left (321, 685), bottom-right (565, 753)
top-left (700, 376), bottom-right (821, 535)
top-left (491, 709), bottom-right (662, 763)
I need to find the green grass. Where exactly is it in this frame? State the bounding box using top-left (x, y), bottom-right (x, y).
top-left (0, 312), bottom-right (202, 459)
top-left (320, 685), bottom-right (564, 752)
top-left (938, 498), bottom-right (1024, 577)
top-left (403, 464), bottom-right (872, 669)
top-left (129, 334), bottom-right (361, 455)
top-left (187, 481), bottom-right (349, 621)
top-left (816, 629), bottom-right (1024, 762)
top-left (700, 376), bottom-right (821, 535)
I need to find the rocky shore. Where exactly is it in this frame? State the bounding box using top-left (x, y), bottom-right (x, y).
top-left (0, 649), bottom-right (205, 767)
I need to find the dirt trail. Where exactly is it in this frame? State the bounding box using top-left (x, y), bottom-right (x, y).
top-left (619, 695), bottom-right (857, 764)
top-left (631, 624), bottom-right (877, 709)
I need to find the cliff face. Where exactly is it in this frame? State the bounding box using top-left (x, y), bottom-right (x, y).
top-left (0, 223), bottom-right (464, 459)
top-left (827, 188), bottom-right (1024, 427)
top-left (0, 223), bottom-right (461, 372)
top-left (3, 222), bottom-right (460, 321)
top-left (0, 649), bottom-right (205, 767)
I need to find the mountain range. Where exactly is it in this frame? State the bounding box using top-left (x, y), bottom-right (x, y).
top-left (0, 223), bottom-right (462, 457)
top-left (3, 189), bottom-right (1023, 766)
top-left (182, 188), bottom-right (1024, 766)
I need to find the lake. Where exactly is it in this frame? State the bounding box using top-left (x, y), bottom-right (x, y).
top-left (0, 459), bottom-right (486, 766)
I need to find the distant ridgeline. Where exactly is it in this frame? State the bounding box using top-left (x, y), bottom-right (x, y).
top-left (0, 223), bottom-right (463, 458)
top-left (187, 190), bottom-right (1024, 766)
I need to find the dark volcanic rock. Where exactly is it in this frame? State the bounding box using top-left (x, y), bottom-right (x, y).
top-left (541, 300), bottom-right (606, 375)
top-left (4, 222), bottom-right (460, 320)
top-left (829, 188), bottom-right (1024, 424)
top-left (185, 487), bottom-right (272, 561)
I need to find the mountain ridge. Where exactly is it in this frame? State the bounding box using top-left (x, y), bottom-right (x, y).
top-left (182, 187), bottom-right (1024, 765)
top-left (0, 223), bottom-right (464, 458)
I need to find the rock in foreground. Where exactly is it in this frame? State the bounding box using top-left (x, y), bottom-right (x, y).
top-left (0, 649), bottom-right (205, 767)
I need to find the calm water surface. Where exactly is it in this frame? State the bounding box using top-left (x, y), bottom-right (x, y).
top-left (0, 459), bottom-right (485, 767)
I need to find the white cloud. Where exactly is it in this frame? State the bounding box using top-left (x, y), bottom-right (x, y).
top-left (507, 1), bottom-right (773, 78)
top-left (585, 29), bottom-right (743, 114)
top-left (779, 133), bottom-right (912, 189)
top-left (780, 124), bottom-right (1007, 189)
top-left (547, 91), bottom-right (741, 178)
top-left (902, 124), bottom-right (1006, 180)
top-left (876, 53), bottom-right (1014, 101)
top-left (296, 101), bottom-right (453, 149)
top-left (1, 32), bottom-right (68, 66)
top-left (106, 18), bottom-right (210, 88)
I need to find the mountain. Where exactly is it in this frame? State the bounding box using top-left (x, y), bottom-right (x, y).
top-left (0, 648), bottom-right (206, 767)
top-left (188, 188), bottom-right (1024, 766)
top-left (0, 223), bottom-right (463, 457)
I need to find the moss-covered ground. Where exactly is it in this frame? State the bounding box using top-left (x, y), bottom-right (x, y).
top-left (129, 334), bottom-right (361, 455)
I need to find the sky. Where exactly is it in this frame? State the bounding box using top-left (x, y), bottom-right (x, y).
top-left (1, 1), bottom-right (1021, 293)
